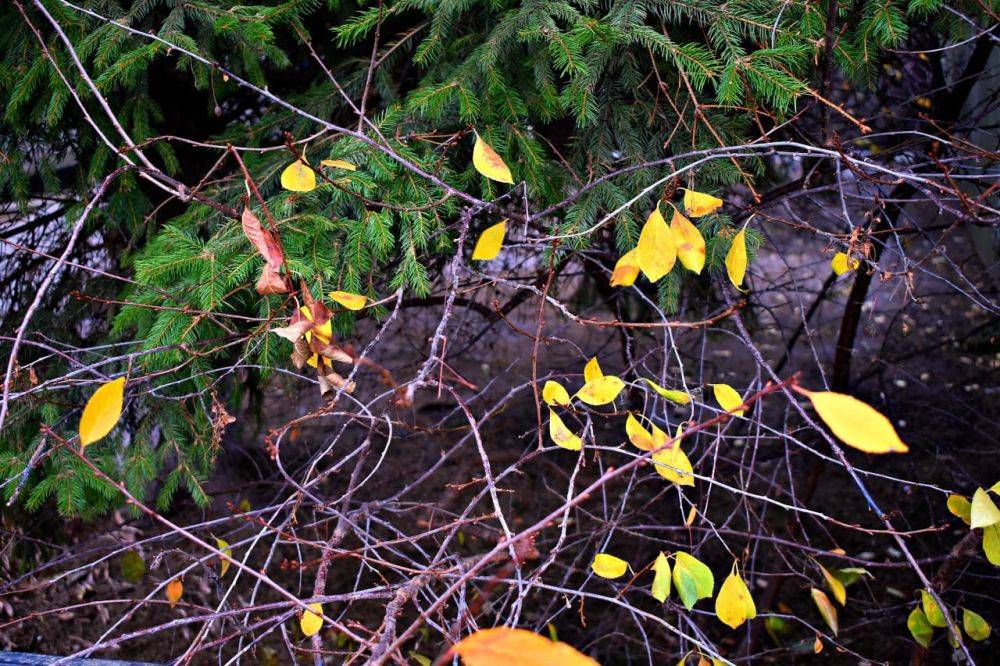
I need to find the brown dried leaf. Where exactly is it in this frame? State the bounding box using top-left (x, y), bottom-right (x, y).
top-left (241, 206), bottom-right (283, 268)
top-left (255, 264), bottom-right (288, 295)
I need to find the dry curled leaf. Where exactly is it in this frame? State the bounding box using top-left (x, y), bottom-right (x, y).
top-left (241, 205), bottom-right (283, 269)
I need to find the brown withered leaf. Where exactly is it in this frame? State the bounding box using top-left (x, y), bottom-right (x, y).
top-left (210, 392), bottom-right (236, 449)
top-left (317, 343), bottom-right (354, 365)
top-left (319, 371), bottom-right (355, 396)
top-left (299, 280), bottom-right (332, 326)
top-left (271, 319), bottom-right (314, 342)
top-left (241, 206), bottom-right (283, 269)
top-left (291, 338), bottom-right (312, 369)
top-left (255, 263), bottom-right (288, 295)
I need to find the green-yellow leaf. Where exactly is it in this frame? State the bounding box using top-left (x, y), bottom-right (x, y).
top-left (548, 409), bottom-right (582, 451)
top-left (320, 159), bottom-right (357, 171)
top-left (300, 603), bottom-right (323, 637)
top-left (472, 133), bottom-right (513, 184)
top-left (636, 205), bottom-right (676, 283)
top-left (652, 439), bottom-right (695, 487)
top-left (409, 652), bottom-right (432, 666)
top-left (963, 608), bottom-right (991, 641)
top-left (583, 357), bottom-right (603, 383)
top-left (804, 390), bottom-right (909, 454)
top-left (542, 380), bottom-right (571, 406)
top-left (970, 487), bottom-right (1000, 528)
top-left (472, 220), bottom-right (507, 261)
top-left (79, 377), bottom-right (126, 447)
top-left (830, 252), bottom-right (859, 276)
top-left (215, 537), bottom-right (232, 577)
top-left (683, 189), bottom-right (724, 217)
top-left (673, 552), bottom-right (714, 609)
top-left (120, 550), bottom-right (145, 583)
top-left (711, 383), bottom-right (744, 417)
top-left (908, 607), bottom-right (933, 648)
top-left (575, 375), bottom-right (625, 406)
top-left (947, 495), bottom-right (972, 525)
top-left (811, 588), bottom-right (839, 635)
top-left (652, 552), bottom-right (671, 602)
top-left (670, 209), bottom-right (706, 274)
top-left (715, 563), bottom-right (756, 629)
top-left (819, 563), bottom-right (846, 606)
top-left (280, 160), bottom-right (317, 192)
top-left (985, 524), bottom-right (1000, 566)
top-left (329, 290), bottom-right (368, 311)
top-left (611, 248), bottom-right (641, 287)
top-left (591, 553), bottom-right (628, 579)
top-left (921, 590), bottom-right (947, 628)
top-left (725, 229), bottom-right (748, 288)
top-left (641, 379), bottom-right (691, 405)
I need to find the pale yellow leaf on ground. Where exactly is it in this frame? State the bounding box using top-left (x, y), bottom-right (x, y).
top-left (451, 627), bottom-right (598, 666)
top-left (542, 380), bottom-right (571, 406)
top-left (79, 377), bottom-right (126, 448)
top-left (575, 375), bottom-right (625, 406)
top-left (963, 608), bottom-right (991, 641)
top-left (320, 159), bottom-right (357, 171)
top-left (715, 564), bottom-right (756, 629)
top-left (215, 537), bottom-right (232, 577)
top-left (971, 487), bottom-right (1000, 528)
top-left (641, 378), bottom-right (691, 405)
top-left (280, 160), bottom-right (317, 192)
top-left (610, 248), bottom-right (641, 287)
top-left (329, 290), bottom-right (368, 311)
top-left (711, 383), bottom-right (745, 417)
top-left (947, 494), bottom-right (972, 525)
top-left (670, 209), bottom-right (706, 274)
top-left (652, 552), bottom-right (671, 602)
top-left (583, 357), bottom-right (603, 383)
top-left (637, 205), bottom-right (676, 282)
top-left (805, 390), bottom-right (909, 454)
top-left (300, 603), bottom-right (323, 637)
top-left (830, 252), bottom-right (859, 276)
top-left (166, 578), bottom-right (183, 608)
top-left (472, 220), bottom-right (507, 261)
top-left (472, 134), bottom-right (513, 184)
top-left (726, 229), bottom-right (748, 288)
top-left (811, 588), bottom-right (839, 635)
top-left (683, 189), bottom-right (724, 217)
top-left (591, 553), bottom-right (628, 579)
top-left (548, 409), bottom-right (582, 451)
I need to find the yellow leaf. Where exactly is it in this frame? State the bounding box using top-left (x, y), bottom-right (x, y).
top-left (984, 524), bottom-right (1000, 565)
top-left (610, 249), bottom-right (641, 287)
top-left (575, 375), bottom-right (625, 406)
top-left (947, 495), bottom-right (972, 525)
top-left (908, 607), bottom-right (933, 648)
top-left (320, 159), bottom-right (357, 171)
top-left (451, 627), bottom-right (598, 666)
top-left (626, 413), bottom-right (655, 451)
top-left (79, 377), bottom-right (126, 447)
top-left (328, 290), bottom-right (367, 311)
top-left (725, 229), bottom-right (748, 288)
top-left (583, 357), bottom-right (603, 383)
top-left (971, 487), bottom-right (1000, 528)
top-left (814, 636), bottom-right (823, 653)
top-left (591, 553), bottom-right (628, 579)
top-left (472, 220), bottom-right (507, 261)
top-left (963, 608), bottom-right (991, 641)
top-left (652, 552), bottom-right (671, 602)
top-left (300, 603), bottom-right (323, 637)
top-left (811, 588), bottom-right (839, 635)
top-left (921, 590), bottom-right (947, 628)
top-left (636, 205), bottom-right (676, 282)
top-left (804, 390), bottom-right (909, 454)
top-left (166, 577), bottom-right (183, 608)
top-left (685, 505), bottom-right (698, 526)
top-left (300, 305), bottom-right (332, 345)
top-left (548, 409), bottom-right (582, 451)
top-left (215, 537), bottom-right (232, 577)
top-left (641, 379), bottom-right (691, 405)
top-left (683, 189), bottom-right (724, 217)
top-left (818, 563), bottom-right (846, 606)
top-left (715, 563), bottom-right (756, 629)
top-left (652, 439), bottom-right (695, 487)
top-left (711, 383), bottom-right (745, 417)
top-left (280, 160), bottom-right (317, 192)
top-left (673, 552), bottom-right (714, 609)
top-left (830, 252), bottom-right (859, 276)
top-left (670, 209), bottom-right (706, 274)
top-left (542, 380), bottom-right (571, 406)
top-left (472, 133), bottom-right (513, 184)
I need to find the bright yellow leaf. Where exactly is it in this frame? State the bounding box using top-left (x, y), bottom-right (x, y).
top-left (971, 488), bottom-right (1000, 528)
top-left (830, 252), bottom-right (859, 276)
top-left (963, 608), bottom-right (991, 641)
top-left (641, 379), bottom-right (691, 405)
top-left (79, 377), bottom-right (126, 448)
top-left (610, 249), bottom-right (641, 287)
top-left (583, 357), bottom-right (603, 383)
top-left (670, 209), bottom-right (706, 274)
top-left (921, 590), bottom-right (947, 628)
top-left (329, 290), bottom-right (367, 311)
top-left (451, 627), bottom-right (598, 666)
top-left (166, 577), bottom-right (183, 608)
top-left (280, 160), bottom-right (317, 192)
top-left (215, 537), bottom-right (232, 577)
top-left (711, 383), bottom-right (745, 417)
top-left (575, 375), bottom-right (625, 406)
top-left (636, 205), bottom-right (676, 282)
top-left (652, 552), bottom-right (671, 602)
top-left (626, 413), bottom-right (655, 451)
top-left (320, 159), bottom-right (357, 171)
top-left (653, 440), bottom-right (695, 487)
top-left (472, 220), bottom-right (507, 261)
top-left (683, 189), bottom-right (724, 217)
top-left (548, 409), bottom-right (582, 451)
top-left (725, 229), bottom-right (748, 288)
top-left (811, 588), bottom-right (839, 635)
top-left (804, 390), bottom-right (909, 454)
top-left (300, 603), bottom-right (323, 637)
top-left (300, 305), bottom-right (332, 345)
top-left (542, 380), bottom-right (571, 406)
top-left (591, 553), bottom-right (628, 579)
top-left (818, 563), bottom-right (846, 605)
top-left (947, 495), bottom-right (972, 525)
top-left (685, 505), bottom-right (698, 525)
top-left (715, 563), bottom-right (756, 629)
top-left (472, 133), bottom-right (513, 184)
